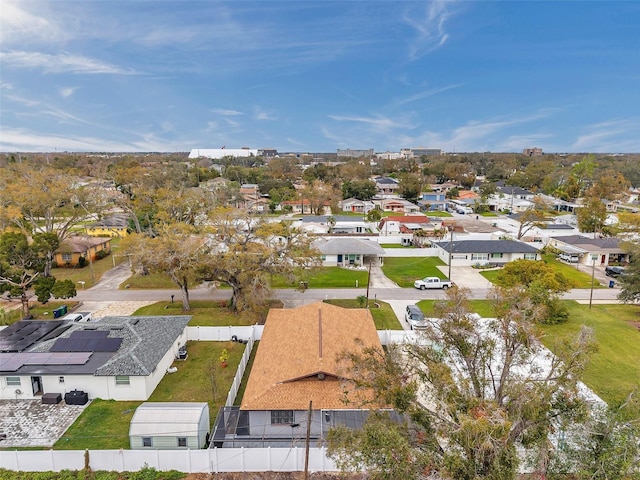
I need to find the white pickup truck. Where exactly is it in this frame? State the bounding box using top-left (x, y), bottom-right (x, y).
top-left (414, 277), bottom-right (453, 290)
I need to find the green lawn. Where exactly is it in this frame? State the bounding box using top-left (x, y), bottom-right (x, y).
top-left (416, 299), bottom-right (494, 318)
top-left (542, 254), bottom-right (603, 288)
top-left (323, 299), bottom-right (403, 330)
top-left (2, 301), bottom-right (80, 326)
top-left (425, 211), bottom-right (453, 217)
top-left (478, 256), bottom-right (601, 289)
top-left (55, 341), bottom-right (244, 450)
top-left (132, 300), bottom-right (276, 326)
top-left (382, 257), bottom-right (447, 287)
top-left (480, 212), bottom-right (498, 217)
top-left (539, 302), bottom-right (640, 406)
top-left (271, 266), bottom-right (369, 288)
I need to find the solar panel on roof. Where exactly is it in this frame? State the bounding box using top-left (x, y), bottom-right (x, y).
top-left (50, 336), bottom-right (122, 352)
top-left (0, 320), bottom-right (66, 352)
top-left (0, 352), bottom-right (92, 371)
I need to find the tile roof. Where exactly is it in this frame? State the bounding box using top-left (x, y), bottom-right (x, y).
top-left (241, 302), bottom-right (385, 411)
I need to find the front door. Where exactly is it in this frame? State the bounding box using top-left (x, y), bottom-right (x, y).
top-left (601, 255), bottom-right (606, 264)
top-left (337, 254), bottom-right (343, 265)
top-left (31, 376), bottom-right (42, 396)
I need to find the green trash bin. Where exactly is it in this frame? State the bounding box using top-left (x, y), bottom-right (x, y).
top-left (53, 305), bottom-right (68, 318)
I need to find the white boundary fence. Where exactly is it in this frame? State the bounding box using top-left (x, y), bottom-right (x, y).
top-left (0, 447), bottom-right (339, 473)
top-left (2, 326), bottom-right (411, 473)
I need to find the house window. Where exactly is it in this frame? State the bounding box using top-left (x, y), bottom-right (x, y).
top-left (471, 253), bottom-right (489, 261)
top-left (62, 253), bottom-right (72, 262)
top-left (59, 376), bottom-right (65, 384)
top-left (177, 437), bottom-right (187, 447)
top-left (524, 253), bottom-right (537, 260)
top-left (490, 253), bottom-right (503, 259)
top-left (142, 437), bottom-right (152, 447)
top-left (115, 375), bottom-right (130, 386)
top-left (321, 255), bottom-right (326, 261)
top-left (271, 410), bottom-right (294, 425)
top-left (6, 377), bottom-right (20, 387)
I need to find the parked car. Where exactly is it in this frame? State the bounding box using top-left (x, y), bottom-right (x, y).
top-left (605, 266), bottom-right (625, 277)
top-left (404, 305), bottom-right (426, 330)
top-left (62, 311), bottom-right (93, 322)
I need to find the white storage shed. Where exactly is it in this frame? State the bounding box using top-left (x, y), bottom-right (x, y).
top-left (129, 402), bottom-right (210, 449)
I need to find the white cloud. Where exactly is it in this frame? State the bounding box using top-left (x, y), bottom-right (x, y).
top-left (571, 119), bottom-right (640, 152)
top-left (255, 107), bottom-right (276, 121)
top-left (328, 114), bottom-right (415, 132)
top-left (393, 84), bottom-right (463, 107)
top-left (59, 87), bottom-right (78, 98)
top-left (211, 108), bottom-right (244, 116)
top-left (403, 0), bottom-right (455, 60)
top-left (0, 51), bottom-right (136, 75)
top-left (0, 2), bottom-right (67, 46)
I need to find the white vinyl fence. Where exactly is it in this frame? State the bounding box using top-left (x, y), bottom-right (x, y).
top-left (0, 447), bottom-right (339, 473)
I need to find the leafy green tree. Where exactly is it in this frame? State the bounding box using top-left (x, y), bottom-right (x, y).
top-left (494, 259), bottom-right (575, 324)
top-left (328, 286), bottom-right (595, 479)
top-left (398, 173), bottom-right (422, 203)
top-left (342, 179), bottom-right (377, 200)
top-left (576, 196), bottom-right (608, 235)
top-left (366, 209), bottom-right (383, 222)
top-left (0, 232), bottom-right (76, 318)
top-left (618, 241), bottom-right (640, 303)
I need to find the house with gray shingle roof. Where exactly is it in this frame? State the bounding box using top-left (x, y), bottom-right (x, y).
top-left (435, 239), bottom-right (540, 266)
top-left (0, 316), bottom-right (190, 401)
top-left (313, 237), bottom-right (385, 266)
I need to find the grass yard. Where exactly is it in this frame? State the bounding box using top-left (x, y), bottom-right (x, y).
top-left (478, 256), bottom-right (601, 289)
top-left (425, 211), bottom-right (452, 217)
top-left (480, 212), bottom-right (498, 217)
top-left (55, 341), bottom-right (245, 450)
top-left (383, 257), bottom-right (447, 287)
top-left (542, 254), bottom-right (603, 288)
top-left (416, 299), bottom-right (494, 318)
top-left (119, 272), bottom-right (178, 289)
top-left (132, 300), bottom-right (278, 326)
top-left (1, 301), bottom-right (80, 325)
top-left (323, 299), bottom-right (403, 330)
top-left (539, 302), bottom-right (640, 407)
top-left (271, 266), bottom-right (369, 288)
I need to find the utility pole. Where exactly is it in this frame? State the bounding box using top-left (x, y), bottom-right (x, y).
top-left (589, 254), bottom-right (597, 309)
top-left (304, 400), bottom-right (312, 480)
top-left (448, 227), bottom-right (454, 280)
top-left (366, 261), bottom-right (372, 306)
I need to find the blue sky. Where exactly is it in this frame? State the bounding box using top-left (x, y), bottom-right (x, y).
top-left (1, 1), bottom-right (639, 153)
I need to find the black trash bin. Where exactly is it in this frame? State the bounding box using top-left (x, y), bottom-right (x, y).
top-left (609, 280), bottom-right (615, 288)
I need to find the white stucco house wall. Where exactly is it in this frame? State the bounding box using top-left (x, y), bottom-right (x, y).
top-left (130, 402), bottom-right (210, 449)
top-left (0, 316), bottom-right (190, 401)
top-left (435, 239), bottom-right (540, 266)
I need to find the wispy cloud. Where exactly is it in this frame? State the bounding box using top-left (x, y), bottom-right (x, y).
top-left (255, 107), bottom-right (276, 121)
top-left (403, 0), bottom-right (455, 60)
top-left (59, 87), bottom-right (78, 98)
top-left (329, 114), bottom-right (415, 132)
top-left (0, 51), bottom-right (136, 75)
top-left (571, 119), bottom-right (640, 152)
top-left (211, 108), bottom-right (244, 116)
top-left (393, 84), bottom-right (463, 107)
top-left (0, 2), bottom-right (67, 46)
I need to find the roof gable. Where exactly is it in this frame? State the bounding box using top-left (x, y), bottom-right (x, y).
top-left (241, 302), bottom-right (383, 410)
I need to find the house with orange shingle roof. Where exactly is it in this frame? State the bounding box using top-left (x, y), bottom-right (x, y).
top-left (212, 302), bottom-right (393, 447)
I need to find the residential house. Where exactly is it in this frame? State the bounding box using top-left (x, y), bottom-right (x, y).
top-left (435, 239), bottom-right (540, 266)
top-left (378, 215), bottom-right (444, 235)
top-left (280, 199), bottom-right (331, 215)
top-left (418, 191), bottom-right (448, 212)
top-left (314, 237), bottom-right (385, 266)
top-left (129, 402), bottom-right (210, 450)
top-left (550, 235), bottom-right (628, 266)
top-left (296, 216), bottom-right (369, 235)
top-left (374, 198), bottom-right (420, 214)
top-left (213, 302), bottom-right (388, 447)
top-left (372, 177), bottom-right (400, 197)
top-left (54, 236), bottom-right (111, 267)
top-left (85, 215), bottom-right (130, 238)
top-left (339, 198), bottom-right (376, 214)
top-left (0, 316), bottom-right (190, 401)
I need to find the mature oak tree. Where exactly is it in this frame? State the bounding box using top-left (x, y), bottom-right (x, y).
top-left (328, 287), bottom-right (596, 480)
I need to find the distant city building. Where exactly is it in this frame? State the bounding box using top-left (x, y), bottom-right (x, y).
top-left (258, 148), bottom-right (278, 158)
top-left (337, 148), bottom-right (374, 158)
top-left (375, 151), bottom-right (403, 160)
top-left (188, 148), bottom-right (258, 159)
top-left (523, 147), bottom-right (543, 157)
top-left (401, 147), bottom-right (442, 158)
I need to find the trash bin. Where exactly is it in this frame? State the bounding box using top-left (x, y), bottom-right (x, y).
top-left (609, 280), bottom-right (615, 288)
top-left (53, 305), bottom-right (68, 318)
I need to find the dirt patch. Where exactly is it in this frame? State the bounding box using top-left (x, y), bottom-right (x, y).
top-left (627, 320), bottom-right (640, 331)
